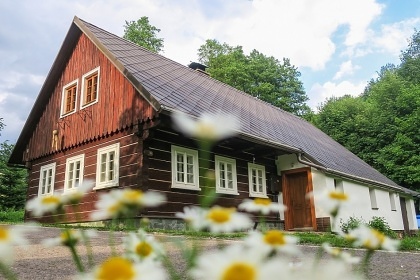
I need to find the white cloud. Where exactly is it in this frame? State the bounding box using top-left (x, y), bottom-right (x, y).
top-left (333, 60), bottom-right (360, 80)
top-left (307, 80), bottom-right (366, 111)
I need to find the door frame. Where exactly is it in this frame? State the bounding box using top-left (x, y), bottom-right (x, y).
top-left (400, 197), bottom-right (410, 234)
top-left (282, 167), bottom-right (317, 231)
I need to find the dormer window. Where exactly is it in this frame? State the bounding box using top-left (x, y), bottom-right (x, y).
top-left (60, 80), bottom-right (78, 117)
top-left (81, 67), bottom-right (100, 108)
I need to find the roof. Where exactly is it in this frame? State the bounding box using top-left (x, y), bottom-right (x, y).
top-left (10, 17), bottom-right (410, 194)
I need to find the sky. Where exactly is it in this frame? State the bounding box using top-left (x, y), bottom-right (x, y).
top-left (0, 0), bottom-right (419, 144)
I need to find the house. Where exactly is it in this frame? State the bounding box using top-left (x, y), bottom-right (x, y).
top-left (9, 16), bottom-right (418, 233)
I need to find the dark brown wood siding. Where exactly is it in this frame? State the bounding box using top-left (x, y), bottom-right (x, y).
top-left (25, 127), bottom-right (143, 223)
top-left (25, 33), bottom-right (156, 161)
top-left (144, 127), bottom-right (280, 222)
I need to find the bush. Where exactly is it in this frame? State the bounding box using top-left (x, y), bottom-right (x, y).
top-left (0, 208), bottom-right (25, 223)
top-left (340, 216), bottom-right (365, 233)
top-left (368, 216), bottom-right (397, 238)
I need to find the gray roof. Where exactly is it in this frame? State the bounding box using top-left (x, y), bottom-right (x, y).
top-left (10, 17), bottom-right (409, 194)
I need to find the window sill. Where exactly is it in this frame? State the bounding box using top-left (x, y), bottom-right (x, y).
top-left (216, 190), bottom-right (239, 195)
top-left (60, 110), bottom-right (77, 118)
top-left (249, 193), bottom-right (268, 198)
top-left (80, 100), bottom-right (98, 110)
top-left (171, 184), bottom-right (201, 191)
top-left (371, 207), bottom-right (379, 210)
top-left (93, 183), bottom-right (119, 190)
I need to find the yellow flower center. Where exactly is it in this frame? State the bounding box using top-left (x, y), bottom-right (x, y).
top-left (109, 202), bottom-right (123, 214)
top-left (263, 230), bottom-right (286, 245)
top-left (222, 262), bottom-right (256, 280)
top-left (329, 191), bottom-right (348, 201)
top-left (0, 227), bottom-right (9, 241)
top-left (196, 122), bottom-right (217, 139)
top-left (207, 208), bottom-right (234, 224)
top-left (253, 198), bottom-right (272, 206)
top-left (96, 257), bottom-right (135, 280)
top-left (123, 190), bottom-right (143, 203)
top-left (135, 242), bottom-right (153, 257)
top-left (331, 248), bottom-right (341, 256)
top-left (41, 196), bottom-right (60, 205)
top-left (372, 229), bottom-right (385, 244)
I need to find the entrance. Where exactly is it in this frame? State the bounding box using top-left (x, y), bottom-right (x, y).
top-left (282, 168), bottom-right (316, 231)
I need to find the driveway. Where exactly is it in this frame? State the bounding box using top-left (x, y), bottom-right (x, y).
top-left (9, 226), bottom-right (420, 280)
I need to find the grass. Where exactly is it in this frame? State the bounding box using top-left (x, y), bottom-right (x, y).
top-left (0, 209), bottom-right (25, 223)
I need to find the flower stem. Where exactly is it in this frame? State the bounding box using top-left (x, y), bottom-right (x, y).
top-left (361, 249), bottom-right (374, 277)
top-left (68, 244), bottom-right (85, 272)
top-left (0, 261), bottom-right (18, 280)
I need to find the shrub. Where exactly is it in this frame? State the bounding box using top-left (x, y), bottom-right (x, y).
top-left (368, 216), bottom-right (397, 238)
top-left (340, 216), bottom-right (365, 233)
top-left (0, 208), bottom-right (25, 223)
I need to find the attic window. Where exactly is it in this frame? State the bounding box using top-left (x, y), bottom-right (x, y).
top-left (60, 80), bottom-right (78, 117)
top-left (81, 67), bottom-right (100, 108)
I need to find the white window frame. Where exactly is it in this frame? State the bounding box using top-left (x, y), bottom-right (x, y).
top-left (60, 79), bottom-right (78, 118)
top-left (369, 188), bottom-right (378, 209)
top-left (171, 145), bottom-right (200, 191)
top-left (95, 143), bottom-right (119, 190)
top-left (247, 163), bottom-right (267, 198)
top-left (215, 155), bottom-right (238, 195)
top-left (389, 192), bottom-right (397, 211)
top-left (38, 163), bottom-right (56, 196)
top-left (64, 154), bottom-right (85, 192)
top-left (80, 67), bottom-right (100, 109)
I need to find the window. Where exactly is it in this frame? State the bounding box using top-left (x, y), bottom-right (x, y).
top-left (81, 67), bottom-right (100, 108)
top-left (60, 80), bottom-right (78, 117)
top-left (95, 143), bottom-right (119, 189)
top-left (38, 163), bottom-right (56, 196)
top-left (215, 156), bottom-right (238, 195)
top-left (334, 179), bottom-right (344, 193)
top-left (171, 145), bottom-right (200, 190)
top-left (369, 188), bottom-right (378, 209)
top-left (64, 154), bottom-right (85, 192)
top-left (248, 163), bottom-right (267, 197)
top-left (389, 193), bottom-right (397, 211)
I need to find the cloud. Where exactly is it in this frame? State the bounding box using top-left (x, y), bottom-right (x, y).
top-left (307, 80), bottom-right (366, 111)
top-left (333, 60), bottom-right (360, 80)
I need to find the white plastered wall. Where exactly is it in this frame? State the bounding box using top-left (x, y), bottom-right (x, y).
top-left (275, 154), bottom-right (418, 231)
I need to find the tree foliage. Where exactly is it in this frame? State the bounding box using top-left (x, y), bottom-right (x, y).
top-left (0, 141), bottom-right (27, 210)
top-left (123, 16), bottom-right (164, 53)
top-left (197, 39), bottom-right (311, 117)
top-left (313, 29), bottom-right (420, 191)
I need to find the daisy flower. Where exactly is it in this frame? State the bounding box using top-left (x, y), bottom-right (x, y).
top-left (0, 224), bottom-right (35, 265)
top-left (172, 111), bottom-right (239, 142)
top-left (91, 189), bottom-right (166, 220)
top-left (123, 229), bottom-right (165, 262)
top-left (191, 244), bottom-right (290, 280)
top-left (80, 256), bottom-right (167, 280)
top-left (42, 229), bottom-right (97, 247)
top-left (292, 258), bottom-right (364, 280)
top-left (310, 189), bottom-right (352, 217)
top-left (204, 206), bottom-right (253, 233)
top-left (26, 193), bottom-right (64, 217)
top-left (61, 180), bottom-right (95, 205)
top-left (244, 230), bottom-right (300, 256)
top-left (345, 224), bottom-right (400, 251)
top-left (175, 206), bottom-right (207, 231)
top-left (238, 198), bottom-right (287, 215)
top-left (322, 243), bottom-right (360, 264)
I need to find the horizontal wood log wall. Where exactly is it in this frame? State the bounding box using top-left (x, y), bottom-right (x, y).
top-left (26, 33), bottom-right (156, 161)
top-left (144, 128), bottom-right (281, 222)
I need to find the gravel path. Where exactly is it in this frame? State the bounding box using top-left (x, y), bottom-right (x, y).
top-left (7, 226), bottom-right (420, 279)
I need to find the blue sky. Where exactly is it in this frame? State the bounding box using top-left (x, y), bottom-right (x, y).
top-left (0, 0), bottom-right (419, 143)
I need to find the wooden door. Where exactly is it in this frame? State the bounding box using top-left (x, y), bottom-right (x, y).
top-left (400, 197), bottom-right (409, 234)
top-left (283, 168), bottom-right (316, 231)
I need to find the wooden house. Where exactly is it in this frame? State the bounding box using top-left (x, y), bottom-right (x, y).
top-left (9, 17), bottom-right (418, 233)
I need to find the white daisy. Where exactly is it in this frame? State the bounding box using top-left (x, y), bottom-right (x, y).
top-left (191, 244), bottom-right (291, 280)
top-left (345, 224), bottom-right (400, 251)
top-left (26, 193), bottom-right (64, 217)
top-left (91, 189), bottom-right (166, 220)
top-left (123, 229), bottom-right (165, 262)
top-left (293, 258), bottom-right (364, 280)
top-left (175, 206), bottom-right (207, 231)
top-left (310, 189), bottom-right (352, 217)
top-left (238, 198), bottom-right (287, 215)
top-left (79, 256), bottom-right (167, 280)
top-left (61, 180), bottom-right (95, 205)
top-left (42, 229), bottom-right (97, 247)
top-left (172, 111), bottom-right (239, 141)
top-left (204, 206), bottom-right (253, 233)
top-left (322, 243), bottom-right (360, 264)
top-left (244, 230), bottom-right (300, 256)
top-left (0, 224), bottom-right (34, 265)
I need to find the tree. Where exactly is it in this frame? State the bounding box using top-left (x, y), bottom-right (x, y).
top-left (197, 40), bottom-right (311, 117)
top-left (398, 29), bottom-right (420, 84)
top-left (0, 141), bottom-right (28, 210)
top-left (123, 16), bottom-right (164, 53)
